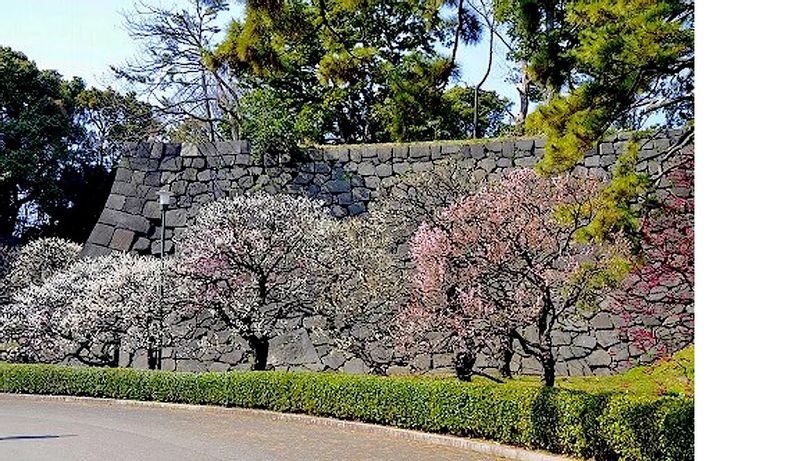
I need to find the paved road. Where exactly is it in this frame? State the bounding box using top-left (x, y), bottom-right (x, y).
top-left (0, 394), bottom-right (510, 461)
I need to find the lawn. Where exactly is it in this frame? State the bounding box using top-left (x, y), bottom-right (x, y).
top-left (557, 346), bottom-right (694, 397)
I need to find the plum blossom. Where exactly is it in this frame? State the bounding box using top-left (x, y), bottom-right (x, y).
top-left (397, 169), bottom-right (630, 385)
top-left (1, 253), bottom-right (172, 367)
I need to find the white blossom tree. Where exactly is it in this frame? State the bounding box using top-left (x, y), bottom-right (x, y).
top-left (313, 208), bottom-right (406, 373)
top-left (176, 192), bottom-right (405, 372)
top-left (1, 253), bottom-right (171, 367)
top-left (6, 237), bottom-right (81, 289)
top-left (176, 193), bottom-right (332, 370)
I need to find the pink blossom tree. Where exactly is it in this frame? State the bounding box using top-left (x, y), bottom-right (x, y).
top-left (397, 170), bottom-right (629, 386)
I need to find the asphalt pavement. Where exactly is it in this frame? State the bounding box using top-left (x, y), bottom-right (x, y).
top-left (0, 394), bottom-right (511, 461)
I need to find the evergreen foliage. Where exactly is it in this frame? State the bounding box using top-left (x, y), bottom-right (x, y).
top-left (0, 362), bottom-right (693, 461)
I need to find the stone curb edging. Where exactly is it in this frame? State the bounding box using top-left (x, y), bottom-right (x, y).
top-left (2, 392), bottom-right (580, 461)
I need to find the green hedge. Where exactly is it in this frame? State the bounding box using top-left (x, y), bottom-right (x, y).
top-left (0, 363), bottom-right (692, 461)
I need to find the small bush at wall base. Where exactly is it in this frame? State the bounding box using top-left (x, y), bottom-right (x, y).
top-left (0, 363), bottom-right (692, 461)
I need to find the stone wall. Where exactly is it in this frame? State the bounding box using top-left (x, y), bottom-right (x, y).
top-left (82, 131), bottom-right (693, 376)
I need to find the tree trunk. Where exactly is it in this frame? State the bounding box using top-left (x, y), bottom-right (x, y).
top-left (248, 336), bottom-right (269, 371)
top-left (454, 350), bottom-right (476, 382)
top-left (110, 341), bottom-right (121, 368)
top-left (500, 333), bottom-right (514, 378)
top-left (0, 186), bottom-right (19, 237)
top-left (147, 347), bottom-right (161, 370)
top-left (515, 63), bottom-right (530, 132)
top-left (541, 350), bottom-right (555, 387)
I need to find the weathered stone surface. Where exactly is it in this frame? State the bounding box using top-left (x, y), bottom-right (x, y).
top-left (322, 350), bottom-right (347, 370)
top-left (106, 194), bottom-right (126, 211)
top-left (348, 203), bottom-right (366, 215)
top-left (342, 357), bottom-right (367, 374)
top-left (132, 237), bottom-right (151, 252)
top-left (587, 349), bottom-right (613, 367)
top-left (596, 330), bottom-right (621, 348)
top-left (99, 209), bottom-right (151, 233)
top-left (165, 209), bottom-right (187, 227)
top-left (89, 223), bottom-right (115, 246)
top-left (267, 330), bottom-right (320, 366)
top-left (573, 335), bottom-right (597, 350)
top-left (591, 312), bottom-right (614, 330)
top-left (412, 161), bottom-right (433, 173)
top-left (352, 187), bottom-right (371, 201)
top-left (393, 162), bottom-right (410, 174)
top-left (323, 179), bottom-right (351, 194)
top-left (110, 229), bottom-right (136, 252)
top-left (357, 163), bottom-right (376, 176)
top-left (84, 132), bottom-right (691, 376)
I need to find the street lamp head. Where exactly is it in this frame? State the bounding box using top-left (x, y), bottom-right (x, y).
top-left (157, 189), bottom-right (174, 208)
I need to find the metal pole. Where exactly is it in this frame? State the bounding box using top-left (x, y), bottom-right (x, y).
top-left (158, 204), bottom-right (166, 370)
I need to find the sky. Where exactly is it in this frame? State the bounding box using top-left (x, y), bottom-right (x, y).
top-left (0, 0), bottom-right (519, 113)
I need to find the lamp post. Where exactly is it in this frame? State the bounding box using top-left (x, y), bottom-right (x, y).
top-left (153, 189), bottom-right (173, 370)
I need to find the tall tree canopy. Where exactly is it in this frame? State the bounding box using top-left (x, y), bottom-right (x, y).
top-left (0, 47), bottom-right (83, 237)
top-left (1, 47), bottom-right (159, 242)
top-left (212, 0), bottom-right (501, 144)
top-left (513, 0), bottom-right (694, 174)
top-left (114, 0), bottom-right (241, 142)
top-left (491, 0), bottom-right (694, 241)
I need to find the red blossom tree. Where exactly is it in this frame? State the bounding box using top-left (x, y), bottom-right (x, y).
top-left (611, 146), bottom-right (695, 360)
top-left (397, 169), bottom-right (629, 386)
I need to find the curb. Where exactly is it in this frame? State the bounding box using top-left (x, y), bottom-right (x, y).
top-left (1, 392), bottom-right (579, 461)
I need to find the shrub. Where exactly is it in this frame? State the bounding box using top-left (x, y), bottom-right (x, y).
top-left (239, 88), bottom-right (300, 161)
top-left (0, 363), bottom-right (692, 461)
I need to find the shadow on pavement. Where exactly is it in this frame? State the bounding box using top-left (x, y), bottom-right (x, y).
top-left (0, 434), bottom-right (77, 441)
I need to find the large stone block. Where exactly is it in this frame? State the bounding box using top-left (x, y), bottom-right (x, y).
top-left (409, 145), bottom-right (430, 159)
top-left (514, 139), bottom-right (534, 152)
top-left (323, 147), bottom-right (349, 162)
top-left (165, 209), bottom-right (187, 227)
top-left (115, 167), bottom-right (133, 183)
top-left (98, 209), bottom-right (151, 233)
top-left (323, 179), bottom-right (351, 194)
top-left (88, 223), bottom-right (115, 246)
top-left (268, 330), bottom-right (320, 367)
top-left (106, 194), bottom-right (126, 211)
top-left (357, 163), bottom-right (376, 176)
top-left (591, 312), bottom-right (614, 330)
top-left (321, 350), bottom-right (347, 370)
top-left (393, 162), bottom-right (410, 174)
top-left (392, 145), bottom-right (408, 159)
top-left (469, 144), bottom-right (485, 159)
top-left (343, 357), bottom-right (367, 374)
top-left (412, 161), bottom-right (433, 173)
top-left (441, 144), bottom-right (460, 155)
top-left (110, 229), bottom-right (136, 252)
top-left (587, 349), bottom-right (612, 367)
top-left (161, 156), bottom-right (182, 171)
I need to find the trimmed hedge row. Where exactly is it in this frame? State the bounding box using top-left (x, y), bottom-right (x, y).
top-left (0, 364), bottom-right (692, 461)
